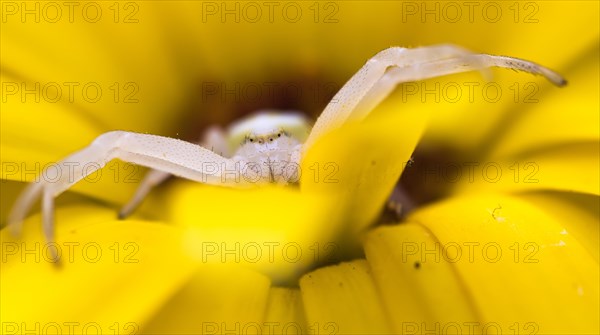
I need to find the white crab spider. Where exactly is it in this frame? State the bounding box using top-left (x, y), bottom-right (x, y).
top-left (8, 44), bottom-right (566, 261)
top-left (117, 112), bottom-right (312, 217)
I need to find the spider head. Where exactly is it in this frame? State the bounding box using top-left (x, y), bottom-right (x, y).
top-left (229, 112), bottom-right (307, 184)
top-left (228, 110), bottom-right (310, 149)
top-left (244, 129), bottom-right (287, 145)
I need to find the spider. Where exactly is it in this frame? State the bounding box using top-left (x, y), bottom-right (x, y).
top-left (8, 44), bottom-right (565, 261)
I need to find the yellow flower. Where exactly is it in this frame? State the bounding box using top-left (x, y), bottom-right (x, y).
top-left (1, 1), bottom-right (598, 334)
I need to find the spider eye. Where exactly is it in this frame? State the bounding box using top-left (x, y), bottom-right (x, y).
top-left (277, 133), bottom-right (281, 137)
top-left (249, 138), bottom-right (254, 142)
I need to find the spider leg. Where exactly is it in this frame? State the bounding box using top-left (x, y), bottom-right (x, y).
top-left (117, 169), bottom-right (172, 219)
top-left (304, 44), bottom-right (566, 149)
top-left (8, 130), bottom-right (240, 260)
top-left (118, 126), bottom-right (229, 219)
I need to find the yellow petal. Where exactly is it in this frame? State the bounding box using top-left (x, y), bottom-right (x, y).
top-left (0, 180), bottom-right (88, 227)
top-left (1, 70), bottom-right (146, 205)
top-left (453, 141), bottom-right (599, 195)
top-left (140, 265), bottom-right (271, 334)
top-left (407, 193), bottom-right (599, 334)
top-left (300, 259), bottom-right (392, 334)
top-left (263, 287), bottom-right (308, 333)
top-left (487, 43), bottom-right (599, 157)
top-left (364, 224), bottom-right (480, 333)
top-left (398, 71), bottom-right (551, 154)
top-left (414, 1), bottom-right (598, 152)
top-left (519, 191), bottom-right (600, 263)
top-left (0, 73), bottom-right (102, 153)
top-left (0, 204), bottom-right (200, 331)
top-left (1, 2), bottom-right (188, 134)
top-left (301, 92), bottom-right (430, 235)
top-left (165, 182), bottom-right (333, 284)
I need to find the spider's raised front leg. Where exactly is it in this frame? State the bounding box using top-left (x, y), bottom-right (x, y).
top-left (118, 126), bottom-right (230, 219)
top-left (304, 44), bottom-right (566, 149)
top-left (8, 131), bottom-right (239, 259)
